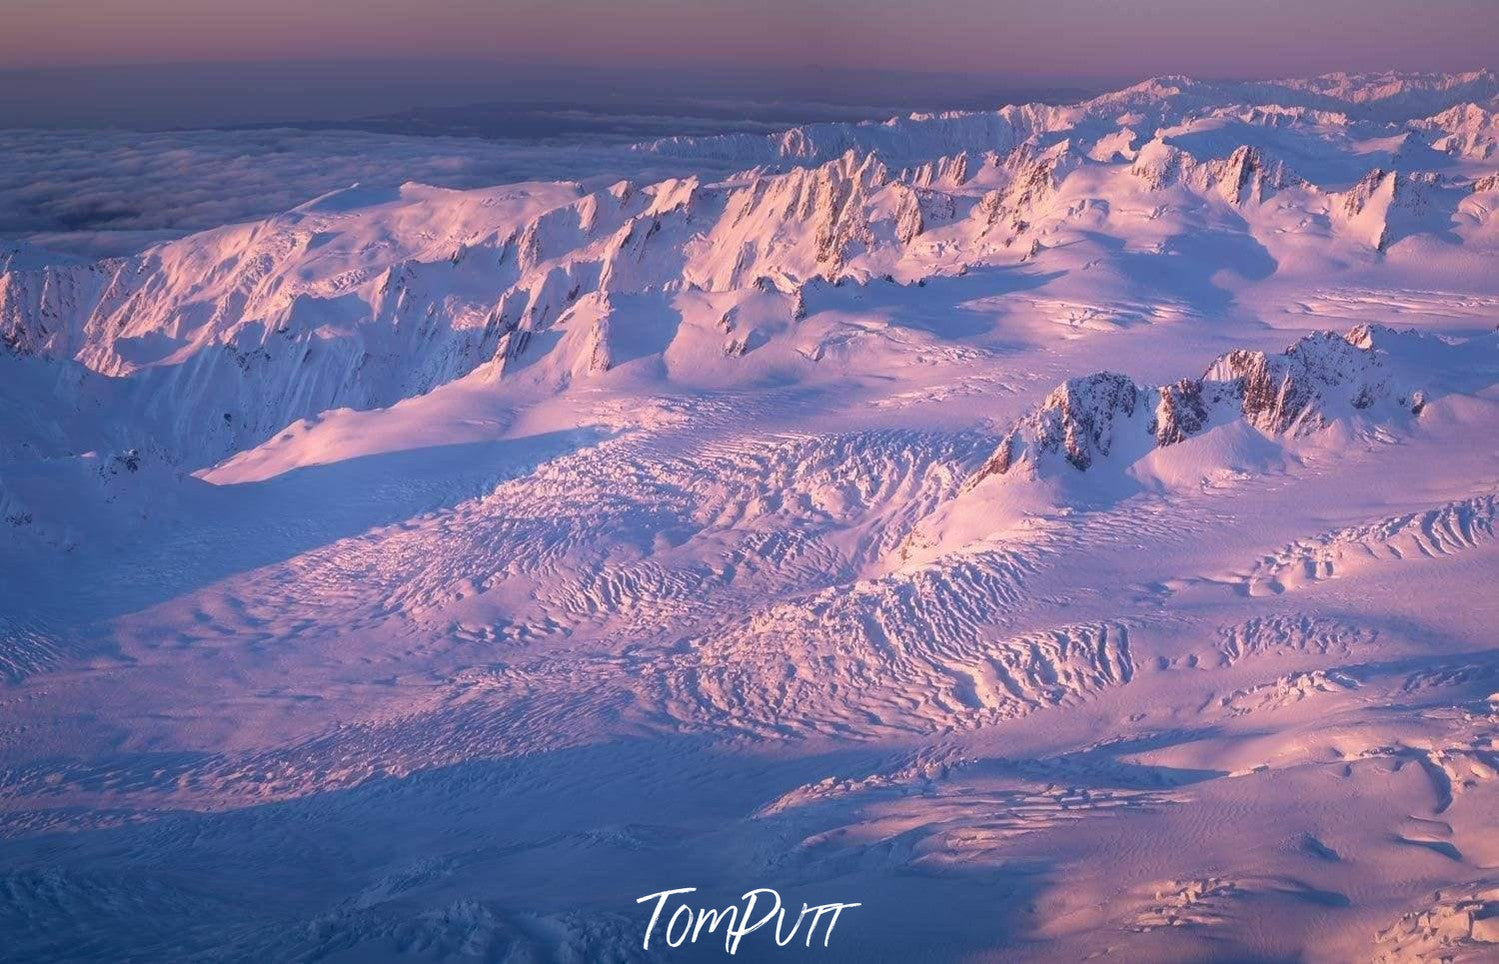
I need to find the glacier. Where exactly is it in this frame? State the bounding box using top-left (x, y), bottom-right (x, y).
top-left (2, 70), bottom-right (1499, 961)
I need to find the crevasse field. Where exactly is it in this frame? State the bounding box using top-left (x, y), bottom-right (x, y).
top-left (3, 71), bottom-right (1499, 961)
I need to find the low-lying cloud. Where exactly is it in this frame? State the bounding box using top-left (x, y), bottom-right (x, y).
top-left (0, 126), bottom-right (734, 260)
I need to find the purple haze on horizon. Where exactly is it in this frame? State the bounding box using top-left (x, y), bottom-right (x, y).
top-left (3, 0), bottom-right (1495, 79)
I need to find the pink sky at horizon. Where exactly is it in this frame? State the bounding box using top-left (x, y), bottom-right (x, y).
top-left (3, 0), bottom-right (1495, 79)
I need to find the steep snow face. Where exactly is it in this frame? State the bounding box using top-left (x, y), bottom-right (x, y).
top-left (680, 151), bottom-right (903, 288)
top-left (0, 181), bottom-right (593, 461)
top-left (1336, 168), bottom-right (1465, 250)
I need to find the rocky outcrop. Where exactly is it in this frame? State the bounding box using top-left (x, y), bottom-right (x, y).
top-left (892, 184), bottom-right (925, 244)
top-left (971, 326), bottom-right (1423, 483)
top-left (1151, 378), bottom-right (1209, 445)
top-left (1340, 168), bottom-right (1444, 250)
top-left (969, 147), bottom-right (1072, 242)
top-left (900, 151), bottom-right (970, 188)
top-left (1202, 329), bottom-right (1397, 433)
top-left (969, 373), bottom-right (1140, 485)
top-left (1132, 142), bottom-right (1296, 204)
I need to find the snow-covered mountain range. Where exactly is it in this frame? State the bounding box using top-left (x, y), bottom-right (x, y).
top-left (4, 70), bottom-right (1497, 476)
top-left (3, 71), bottom-right (1499, 961)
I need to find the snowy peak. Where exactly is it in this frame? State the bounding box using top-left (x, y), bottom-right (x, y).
top-left (1201, 328), bottom-right (1408, 434)
top-left (1130, 140), bottom-right (1298, 204)
top-left (975, 373), bottom-right (1142, 480)
top-left (972, 326), bottom-right (1426, 486)
top-left (1419, 102), bottom-right (1499, 160)
top-left (1337, 167), bottom-right (1453, 250)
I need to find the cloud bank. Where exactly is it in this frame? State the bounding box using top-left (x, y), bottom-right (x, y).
top-left (0, 127), bottom-right (723, 260)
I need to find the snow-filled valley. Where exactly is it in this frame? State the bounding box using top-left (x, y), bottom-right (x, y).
top-left (3, 70), bottom-right (1499, 961)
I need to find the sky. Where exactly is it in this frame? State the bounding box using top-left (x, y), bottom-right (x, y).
top-left (3, 0), bottom-right (1495, 78)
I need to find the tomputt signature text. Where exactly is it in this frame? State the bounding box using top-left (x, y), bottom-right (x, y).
top-left (637, 886), bottom-right (861, 954)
